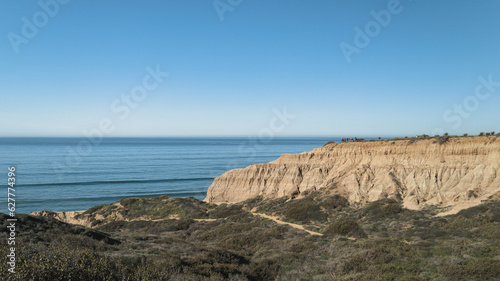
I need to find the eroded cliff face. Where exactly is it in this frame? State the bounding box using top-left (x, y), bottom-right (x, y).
top-left (205, 136), bottom-right (500, 214)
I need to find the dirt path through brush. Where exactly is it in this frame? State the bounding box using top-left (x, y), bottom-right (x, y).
top-left (251, 212), bottom-right (323, 236)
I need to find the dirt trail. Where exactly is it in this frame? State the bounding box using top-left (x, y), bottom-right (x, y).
top-left (193, 218), bottom-right (217, 222)
top-left (251, 212), bottom-right (323, 236)
top-left (33, 207), bottom-right (320, 236)
top-left (197, 210), bottom-right (324, 236)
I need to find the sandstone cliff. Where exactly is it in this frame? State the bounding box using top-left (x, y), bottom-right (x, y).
top-left (205, 136), bottom-right (500, 214)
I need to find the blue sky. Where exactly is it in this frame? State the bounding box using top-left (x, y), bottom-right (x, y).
top-left (1, 0), bottom-right (499, 137)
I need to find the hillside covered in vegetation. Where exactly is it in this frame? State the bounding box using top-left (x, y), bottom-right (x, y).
top-left (3, 193), bottom-right (500, 280)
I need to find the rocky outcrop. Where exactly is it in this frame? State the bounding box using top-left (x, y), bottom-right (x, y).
top-left (205, 136), bottom-right (500, 214)
top-left (30, 196), bottom-right (207, 228)
top-left (31, 202), bottom-right (128, 228)
top-left (30, 210), bottom-right (91, 227)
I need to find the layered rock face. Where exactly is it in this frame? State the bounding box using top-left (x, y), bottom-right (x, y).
top-left (205, 136), bottom-right (500, 214)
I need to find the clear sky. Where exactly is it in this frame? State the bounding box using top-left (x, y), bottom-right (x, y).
top-left (1, 0), bottom-right (499, 137)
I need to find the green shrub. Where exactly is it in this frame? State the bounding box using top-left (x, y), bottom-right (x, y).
top-left (188, 249), bottom-right (248, 266)
top-left (397, 276), bottom-right (427, 281)
top-left (445, 216), bottom-right (487, 230)
top-left (255, 196), bottom-right (289, 214)
top-left (208, 204), bottom-right (246, 219)
top-left (440, 258), bottom-right (500, 279)
top-left (131, 254), bottom-right (183, 280)
top-left (321, 195), bottom-right (349, 210)
top-left (468, 190), bottom-right (479, 198)
top-left (249, 257), bottom-right (282, 280)
top-left (363, 199), bottom-right (403, 218)
top-left (368, 249), bottom-right (395, 264)
top-left (1, 246), bottom-right (121, 281)
top-left (285, 198), bottom-right (327, 223)
top-left (435, 135), bottom-right (450, 144)
top-left (97, 219), bottom-right (194, 234)
top-left (382, 203), bottom-right (403, 215)
top-left (341, 254), bottom-right (368, 274)
top-left (324, 220), bottom-right (361, 236)
top-left (485, 208), bottom-right (500, 223)
top-left (408, 137), bottom-right (418, 145)
top-left (243, 195), bottom-right (263, 206)
top-left (454, 202), bottom-right (500, 223)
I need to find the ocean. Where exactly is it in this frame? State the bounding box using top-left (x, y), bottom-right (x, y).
top-left (0, 137), bottom-right (338, 214)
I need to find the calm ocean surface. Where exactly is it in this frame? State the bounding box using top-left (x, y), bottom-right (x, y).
top-left (0, 137), bottom-right (339, 214)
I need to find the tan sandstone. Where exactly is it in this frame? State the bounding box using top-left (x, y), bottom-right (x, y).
top-left (205, 136), bottom-right (500, 215)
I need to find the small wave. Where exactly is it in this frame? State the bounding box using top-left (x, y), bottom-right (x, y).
top-left (17, 178), bottom-right (215, 187)
top-left (19, 192), bottom-right (208, 204)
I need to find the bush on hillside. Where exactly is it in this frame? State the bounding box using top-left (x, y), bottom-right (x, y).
top-left (324, 220), bottom-right (364, 237)
top-left (363, 199), bottom-right (403, 219)
top-left (285, 198), bottom-right (327, 223)
top-left (320, 195), bottom-right (349, 210)
top-left (208, 204), bottom-right (246, 219)
top-left (440, 258), bottom-right (500, 280)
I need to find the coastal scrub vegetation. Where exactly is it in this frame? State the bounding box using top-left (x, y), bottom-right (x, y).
top-left (2, 195), bottom-right (500, 280)
top-left (323, 219), bottom-right (364, 237)
top-left (323, 132), bottom-right (497, 147)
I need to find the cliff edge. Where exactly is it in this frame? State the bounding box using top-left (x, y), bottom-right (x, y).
top-left (205, 136), bottom-right (500, 214)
